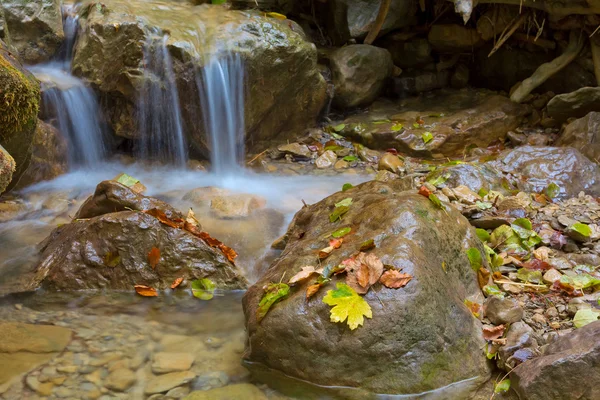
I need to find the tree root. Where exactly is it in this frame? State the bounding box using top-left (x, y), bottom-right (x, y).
top-left (510, 31), bottom-right (585, 103)
top-left (364, 0), bottom-right (391, 45)
top-left (489, 13), bottom-right (528, 57)
top-left (591, 38), bottom-right (600, 86)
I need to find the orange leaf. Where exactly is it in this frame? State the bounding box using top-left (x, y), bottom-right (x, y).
top-left (171, 277), bottom-right (183, 289)
top-left (478, 267), bottom-right (490, 289)
top-left (218, 243), bottom-right (238, 264)
top-left (187, 228), bottom-right (238, 264)
top-left (318, 245), bottom-right (334, 260)
top-left (329, 238), bottom-right (343, 249)
top-left (289, 266), bottom-right (319, 285)
top-left (379, 270), bottom-right (412, 289)
top-left (464, 299), bottom-right (482, 319)
top-left (306, 283), bottom-right (322, 299)
top-left (134, 285), bottom-right (158, 297)
top-left (345, 252), bottom-right (384, 294)
top-left (357, 263), bottom-right (370, 288)
top-left (144, 208), bottom-right (184, 229)
top-left (483, 324), bottom-right (505, 341)
top-left (148, 247), bottom-right (160, 269)
top-left (418, 185), bottom-right (432, 198)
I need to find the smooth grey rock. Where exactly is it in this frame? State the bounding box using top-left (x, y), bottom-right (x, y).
top-left (547, 87), bottom-right (600, 122)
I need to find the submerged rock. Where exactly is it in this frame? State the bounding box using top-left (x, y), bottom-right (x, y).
top-left (557, 112), bottom-right (600, 161)
top-left (184, 383), bottom-right (267, 400)
top-left (0, 0), bottom-right (64, 64)
top-left (243, 180), bottom-right (490, 397)
top-left (0, 144), bottom-right (15, 194)
top-left (25, 181), bottom-right (248, 291)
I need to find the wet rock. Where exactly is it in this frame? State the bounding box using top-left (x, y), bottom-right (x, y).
top-left (330, 44), bottom-right (393, 109)
top-left (210, 194), bottom-right (265, 219)
top-left (184, 383), bottom-right (266, 400)
top-left (374, 170), bottom-right (399, 182)
top-left (152, 352), bottom-right (194, 374)
top-left (450, 64), bottom-right (470, 89)
top-left (315, 150), bottom-right (337, 169)
top-left (13, 120), bottom-right (67, 189)
top-left (547, 87), bottom-right (600, 122)
top-left (378, 152), bottom-right (404, 173)
top-left (0, 41), bottom-right (40, 190)
top-left (243, 181), bottom-right (490, 397)
top-left (512, 321), bottom-right (600, 400)
top-left (484, 296), bottom-right (523, 325)
top-left (451, 185), bottom-right (481, 205)
top-left (190, 371), bottom-right (229, 391)
top-left (497, 321), bottom-right (540, 371)
top-left (381, 37), bottom-right (432, 69)
top-left (0, 0), bottom-right (64, 64)
top-left (276, 143), bottom-right (312, 159)
top-left (0, 144), bottom-right (15, 194)
top-left (427, 163), bottom-right (510, 194)
top-left (490, 146), bottom-right (600, 199)
top-left (427, 25), bottom-right (484, 53)
top-left (104, 368), bottom-right (136, 392)
top-left (393, 70), bottom-right (450, 95)
top-left (557, 112), bottom-right (600, 161)
top-left (356, 145), bottom-right (380, 163)
top-left (72, 1), bottom-right (326, 153)
top-left (145, 371), bottom-right (196, 395)
top-left (333, 159), bottom-right (348, 170)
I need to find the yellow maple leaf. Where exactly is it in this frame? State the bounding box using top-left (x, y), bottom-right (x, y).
top-left (322, 283), bottom-right (372, 330)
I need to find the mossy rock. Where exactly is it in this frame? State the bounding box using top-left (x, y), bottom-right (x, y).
top-left (0, 144), bottom-right (15, 194)
top-left (0, 41), bottom-right (40, 190)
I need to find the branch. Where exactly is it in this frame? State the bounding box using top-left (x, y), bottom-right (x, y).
top-left (364, 0), bottom-right (391, 45)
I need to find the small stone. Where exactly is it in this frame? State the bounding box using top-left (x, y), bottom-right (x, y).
top-left (84, 369), bottom-right (104, 386)
top-left (166, 386), bottom-right (190, 398)
top-left (51, 376), bottom-right (67, 385)
top-left (484, 296), bottom-right (524, 325)
top-left (378, 153), bottom-right (404, 173)
top-left (334, 160), bottom-right (349, 170)
top-left (56, 365), bottom-right (78, 374)
top-left (191, 371), bottom-right (230, 391)
top-left (14, 304), bottom-right (23, 310)
top-left (315, 150), bottom-right (337, 169)
top-left (374, 170), bottom-right (398, 182)
top-left (545, 307), bottom-right (559, 319)
top-left (129, 351), bottom-right (149, 370)
top-left (145, 371), bottom-right (196, 394)
top-left (151, 352), bottom-right (194, 374)
top-left (543, 268), bottom-right (562, 284)
top-left (531, 313), bottom-right (547, 325)
top-left (452, 185), bottom-right (481, 205)
top-left (104, 368), bottom-right (136, 392)
top-left (277, 143), bottom-right (311, 159)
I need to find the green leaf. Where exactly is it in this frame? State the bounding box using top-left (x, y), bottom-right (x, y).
top-left (321, 264), bottom-right (345, 279)
top-left (485, 343), bottom-right (497, 360)
top-left (422, 131), bottom-right (433, 144)
top-left (342, 183), bottom-right (353, 191)
top-left (116, 173), bottom-right (140, 187)
top-left (573, 308), bottom-right (600, 328)
top-left (257, 283), bottom-right (290, 321)
top-left (329, 206), bottom-right (350, 222)
top-left (494, 379), bottom-right (511, 394)
top-left (570, 222), bottom-right (592, 239)
top-left (478, 187), bottom-right (489, 197)
top-left (324, 145), bottom-right (345, 152)
top-left (476, 229), bottom-right (491, 242)
top-left (373, 119), bottom-right (391, 125)
top-left (516, 268), bottom-right (543, 284)
top-left (331, 132), bottom-right (343, 140)
top-left (545, 182), bottom-right (560, 199)
top-left (475, 201), bottom-right (492, 210)
top-left (391, 123), bottom-right (403, 132)
top-left (490, 225), bottom-right (521, 250)
top-left (191, 278), bottom-right (216, 300)
top-left (335, 198), bottom-right (353, 208)
top-left (412, 123), bottom-right (421, 128)
top-left (427, 173), bottom-right (450, 188)
top-left (428, 194), bottom-right (444, 210)
top-left (343, 155), bottom-right (359, 162)
top-left (211, 0), bottom-right (227, 3)
top-left (333, 123), bottom-right (346, 132)
top-left (571, 274), bottom-right (600, 289)
top-left (467, 248), bottom-right (483, 272)
top-left (513, 218), bottom-right (533, 230)
top-left (323, 283), bottom-right (372, 330)
top-left (332, 227), bottom-right (351, 238)
top-left (483, 284), bottom-right (505, 298)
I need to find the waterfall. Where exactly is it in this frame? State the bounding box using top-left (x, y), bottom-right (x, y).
top-left (137, 35), bottom-right (187, 165)
top-left (28, 5), bottom-right (107, 167)
top-left (197, 53), bottom-right (245, 175)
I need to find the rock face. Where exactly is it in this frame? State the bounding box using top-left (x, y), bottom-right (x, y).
top-left (0, 144), bottom-right (15, 194)
top-left (0, 41), bottom-right (40, 190)
top-left (243, 181), bottom-right (490, 397)
top-left (330, 44), bottom-right (393, 109)
top-left (490, 146), bottom-right (600, 199)
top-left (512, 321), bottom-right (600, 400)
top-left (12, 120), bottom-right (67, 189)
top-left (71, 0), bottom-right (326, 153)
top-left (0, 0), bottom-right (64, 64)
top-left (547, 87), bottom-right (600, 122)
top-left (557, 112), bottom-right (600, 161)
top-left (26, 181), bottom-right (248, 291)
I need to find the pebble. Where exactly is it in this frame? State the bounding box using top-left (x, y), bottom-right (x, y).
top-left (542, 268), bottom-right (562, 284)
top-left (315, 150), bottom-right (337, 169)
top-left (145, 371), bottom-right (196, 394)
top-left (104, 368), bottom-right (136, 392)
top-left (484, 296), bottom-right (524, 325)
top-left (151, 352), bottom-right (195, 374)
top-left (191, 371), bottom-right (230, 391)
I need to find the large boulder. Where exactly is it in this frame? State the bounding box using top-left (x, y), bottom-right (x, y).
top-left (547, 87), bottom-right (600, 123)
top-left (0, 41), bottom-right (40, 190)
top-left (24, 181), bottom-right (248, 291)
top-left (557, 112), bottom-right (600, 161)
top-left (0, 0), bottom-right (64, 64)
top-left (0, 144), bottom-right (15, 194)
top-left (512, 321), bottom-right (600, 400)
top-left (12, 120), bottom-right (67, 190)
top-left (242, 180), bottom-right (491, 398)
top-left (71, 0), bottom-right (327, 153)
top-left (489, 146), bottom-right (600, 199)
top-left (330, 44), bottom-right (393, 109)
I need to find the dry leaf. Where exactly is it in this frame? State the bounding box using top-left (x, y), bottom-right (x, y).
top-left (171, 277), bottom-right (183, 289)
top-left (379, 270), bottom-right (412, 289)
top-left (345, 252), bottom-right (384, 294)
top-left (533, 246), bottom-right (551, 262)
top-left (478, 267), bottom-right (490, 289)
top-left (319, 245), bottom-right (334, 259)
top-left (186, 208), bottom-right (200, 227)
top-left (357, 263), bottom-right (370, 288)
top-left (289, 266), bottom-right (319, 285)
top-left (148, 247), bottom-right (160, 269)
top-left (134, 285), bottom-right (158, 297)
top-left (329, 238), bottom-right (343, 249)
top-left (188, 230), bottom-right (238, 264)
top-left (418, 185), bottom-right (433, 198)
top-left (144, 208), bottom-right (184, 229)
top-left (306, 283), bottom-right (322, 299)
top-left (483, 324), bottom-right (505, 340)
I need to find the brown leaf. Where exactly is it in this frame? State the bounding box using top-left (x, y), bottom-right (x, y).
top-left (418, 185), bottom-right (433, 198)
top-left (478, 267), bottom-right (491, 289)
top-left (483, 324), bottom-right (505, 341)
top-left (144, 208), bottom-right (184, 229)
top-left (289, 266), bottom-right (319, 285)
top-left (171, 277), bottom-right (183, 289)
top-left (464, 299), bottom-right (482, 319)
top-left (148, 247), bottom-right (160, 269)
top-left (379, 270), bottom-right (412, 289)
top-left (329, 238), bottom-right (343, 249)
top-left (134, 285), bottom-right (158, 297)
top-left (345, 252), bottom-right (384, 294)
top-left (188, 229), bottom-right (238, 264)
top-left (318, 245), bottom-right (334, 260)
top-left (186, 208), bottom-right (200, 227)
top-left (357, 263), bottom-right (370, 288)
top-left (523, 258), bottom-right (551, 271)
top-left (306, 283), bottom-right (322, 299)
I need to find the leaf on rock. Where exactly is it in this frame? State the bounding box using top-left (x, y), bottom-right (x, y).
top-left (335, 198), bottom-right (353, 208)
top-left (170, 277), bottom-right (183, 289)
top-left (483, 284), bottom-right (505, 298)
top-left (114, 173), bottom-right (146, 193)
top-left (427, 173), bottom-right (450, 188)
top-left (478, 267), bottom-right (491, 289)
top-left (306, 283), bottom-right (322, 299)
top-left (570, 222), bottom-right (592, 239)
top-left (422, 131), bottom-right (433, 144)
top-left (494, 379), bottom-right (511, 394)
top-left (467, 248), bottom-right (483, 271)
top-left (319, 245), bottom-right (335, 259)
top-left (574, 308), bottom-right (600, 328)
top-left (359, 239), bottom-right (376, 251)
top-left (329, 205), bottom-right (350, 222)
top-left (322, 283), bottom-right (372, 330)
top-left (192, 231), bottom-right (238, 263)
top-left (476, 229), bottom-right (491, 243)
top-left (391, 122), bottom-right (403, 132)
top-left (104, 251), bottom-right (121, 268)
top-left (333, 123), bottom-right (346, 132)
top-left (266, 11), bottom-right (287, 19)
top-left (191, 278), bottom-right (216, 300)
top-left (343, 155), bottom-right (358, 162)
top-left (342, 183), bottom-right (353, 191)
top-left (148, 247), bottom-right (160, 270)
top-left (186, 208), bottom-right (199, 227)
top-left (257, 283), bottom-right (290, 322)
top-left (464, 299), bottom-right (482, 319)
top-left (379, 270), bottom-right (412, 289)
top-left (332, 227), bottom-right (351, 238)
top-left (134, 285), bottom-right (158, 297)
top-left (483, 324), bottom-right (505, 340)
top-left (289, 266), bottom-right (320, 285)
top-left (545, 182), bottom-right (560, 199)
top-left (428, 194), bottom-right (445, 210)
top-left (345, 252), bottom-right (384, 294)
top-left (144, 208), bottom-right (184, 229)
top-left (322, 263), bottom-right (346, 279)
top-left (418, 185), bottom-right (433, 198)
top-left (516, 268), bottom-right (542, 284)
top-left (523, 258), bottom-right (552, 271)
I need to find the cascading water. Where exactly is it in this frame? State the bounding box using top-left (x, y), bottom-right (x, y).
top-left (29, 5), bottom-right (107, 167)
top-left (137, 34), bottom-right (187, 165)
top-left (197, 53), bottom-right (245, 175)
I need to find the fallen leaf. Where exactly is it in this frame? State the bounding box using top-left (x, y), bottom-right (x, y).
top-left (428, 194), bottom-right (445, 210)
top-left (343, 155), bottom-right (359, 162)
top-left (335, 197), bottom-right (353, 208)
top-left (345, 252), bottom-right (384, 294)
top-left (483, 284), bottom-right (505, 298)
top-left (144, 208), bottom-right (184, 229)
top-left (483, 324), bottom-right (505, 340)
top-left (523, 258), bottom-right (552, 271)
top-left (329, 205), bottom-right (350, 222)
top-left (114, 173), bottom-right (146, 193)
top-left (464, 299), bottom-right (482, 318)
top-left (545, 182), bottom-right (560, 199)
top-left (289, 266), bottom-right (319, 285)
top-left (191, 278), bottom-right (215, 300)
top-left (134, 285), bottom-right (158, 297)
top-left (422, 131), bottom-right (433, 144)
top-left (333, 123), bottom-right (346, 132)
top-left (191, 231), bottom-right (238, 264)
top-left (330, 238), bottom-right (343, 249)
top-left (494, 379), bottom-right (511, 394)
top-left (148, 247), bottom-right (160, 270)
top-left (186, 208), bottom-right (199, 227)
top-left (380, 270), bottom-right (412, 289)
top-left (467, 248), bottom-right (482, 271)
top-left (170, 277), bottom-right (183, 289)
top-left (573, 309), bottom-right (600, 328)
top-left (104, 251), bottom-right (121, 268)
top-left (332, 227), bottom-right (351, 238)
top-left (257, 283), bottom-right (290, 321)
top-left (478, 267), bottom-right (490, 289)
top-left (418, 185), bottom-right (433, 198)
top-left (306, 283), bottom-right (322, 299)
top-left (322, 283), bottom-right (372, 330)
top-left (359, 239), bottom-right (376, 251)
top-left (319, 245), bottom-right (334, 259)
top-left (391, 122), bottom-right (403, 132)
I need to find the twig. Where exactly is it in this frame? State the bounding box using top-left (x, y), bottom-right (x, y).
top-left (590, 24), bottom-right (600, 38)
top-left (493, 279), bottom-right (548, 288)
top-left (489, 13), bottom-right (528, 57)
top-left (247, 149), bottom-right (267, 165)
top-left (364, 0), bottom-right (391, 45)
top-left (591, 39), bottom-right (600, 85)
